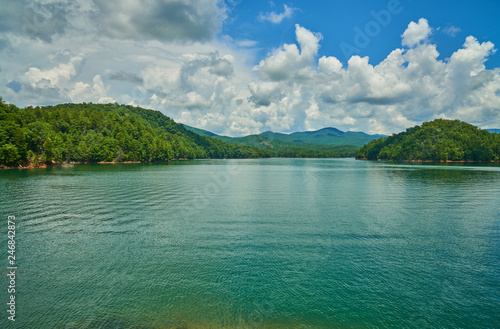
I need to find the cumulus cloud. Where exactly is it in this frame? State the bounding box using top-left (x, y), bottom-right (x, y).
top-left (402, 18), bottom-right (432, 48)
top-left (93, 0), bottom-right (224, 42)
top-left (209, 57), bottom-right (234, 76)
top-left (258, 4), bottom-right (297, 24)
top-left (3, 55), bottom-right (116, 105)
top-left (248, 81), bottom-right (283, 106)
top-left (318, 56), bottom-right (343, 75)
top-left (0, 0), bottom-right (69, 42)
top-left (0, 0), bottom-right (99, 42)
top-left (246, 19), bottom-right (500, 134)
top-left (0, 7), bottom-right (499, 137)
top-left (22, 55), bottom-right (84, 88)
top-left (68, 75), bottom-right (115, 103)
top-left (254, 24), bottom-right (322, 81)
top-left (0, 0), bottom-right (224, 43)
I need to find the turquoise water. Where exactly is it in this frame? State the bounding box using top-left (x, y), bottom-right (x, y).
top-left (1, 158), bottom-right (499, 328)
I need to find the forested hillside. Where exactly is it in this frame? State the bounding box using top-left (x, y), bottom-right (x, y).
top-left (0, 99), bottom-right (270, 167)
top-left (356, 119), bottom-right (500, 162)
top-left (182, 124), bottom-right (383, 147)
top-left (214, 134), bottom-right (359, 158)
top-left (255, 128), bottom-right (385, 146)
top-left (182, 124), bottom-right (359, 157)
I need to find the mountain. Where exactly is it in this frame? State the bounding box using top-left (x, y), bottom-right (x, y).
top-left (485, 128), bottom-right (500, 134)
top-left (0, 100), bottom-right (361, 168)
top-left (0, 100), bottom-right (271, 167)
top-left (258, 127), bottom-right (386, 146)
top-left (221, 134), bottom-right (360, 157)
top-left (180, 124), bottom-right (218, 137)
top-left (356, 119), bottom-right (500, 162)
top-left (182, 125), bottom-right (385, 147)
top-left (182, 125), bottom-right (359, 157)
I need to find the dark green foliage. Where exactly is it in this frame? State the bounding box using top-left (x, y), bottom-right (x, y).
top-left (183, 123), bottom-right (384, 147)
top-left (253, 128), bottom-right (386, 146)
top-left (356, 119), bottom-right (500, 162)
top-left (183, 124), bottom-right (359, 157)
top-left (218, 134), bottom-right (359, 158)
top-left (269, 145), bottom-right (358, 158)
top-left (0, 99), bottom-right (271, 166)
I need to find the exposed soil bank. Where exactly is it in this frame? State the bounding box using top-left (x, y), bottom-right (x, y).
top-left (356, 158), bottom-right (500, 163)
top-left (0, 158), bottom-right (207, 170)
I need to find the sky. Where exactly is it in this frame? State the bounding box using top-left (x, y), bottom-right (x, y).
top-left (0, 0), bottom-right (499, 136)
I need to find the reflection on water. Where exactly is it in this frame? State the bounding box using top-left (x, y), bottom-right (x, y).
top-left (0, 159), bottom-right (499, 328)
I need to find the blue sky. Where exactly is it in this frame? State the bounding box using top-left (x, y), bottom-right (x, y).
top-left (0, 0), bottom-right (499, 135)
top-left (223, 0), bottom-right (499, 68)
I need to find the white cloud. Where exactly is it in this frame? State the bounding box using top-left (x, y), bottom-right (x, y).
top-left (68, 75), bottom-right (115, 103)
top-left (0, 6), bottom-right (499, 137)
top-left (443, 25), bottom-right (461, 37)
top-left (295, 24), bottom-right (323, 61)
top-left (0, 0), bottom-right (78, 42)
top-left (258, 4), bottom-right (296, 24)
top-left (248, 81), bottom-right (282, 106)
top-left (23, 55), bottom-right (83, 88)
top-left (236, 39), bottom-right (258, 47)
top-left (246, 20), bottom-right (499, 135)
top-left (402, 18), bottom-right (432, 48)
top-left (0, 0), bottom-right (225, 43)
top-left (93, 0), bottom-right (225, 42)
top-left (254, 24), bottom-right (322, 81)
top-left (318, 56), bottom-right (343, 74)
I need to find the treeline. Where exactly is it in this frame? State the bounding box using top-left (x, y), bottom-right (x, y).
top-left (0, 100), bottom-right (271, 167)
top-left (0, 99), bottom-right (357, 167)
top-left (268, 145), bottom-right (358, 158)
top-left (356, 119), bottom-right (500, 161)
top-left (217, 134), bottom-right (359, 158)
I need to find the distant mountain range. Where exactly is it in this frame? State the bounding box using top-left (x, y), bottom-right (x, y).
top-left (485, 128), bottom-right (500, 134)
top-left (181, 125), bottom-right (386, 147)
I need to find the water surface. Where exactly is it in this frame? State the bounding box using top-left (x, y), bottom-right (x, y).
top-left (1, 158), bottom-right (499, 328)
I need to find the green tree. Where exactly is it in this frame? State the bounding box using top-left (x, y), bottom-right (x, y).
top-left (43, 137), bottom-right (54, 162)
top-left (0, 143), bottom-right (20, 166)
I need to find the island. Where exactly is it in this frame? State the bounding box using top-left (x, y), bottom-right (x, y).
top-left (355, 119), bottom-right (500, 162)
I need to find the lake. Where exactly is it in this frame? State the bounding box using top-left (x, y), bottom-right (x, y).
top-left (1, 158), bottom-right (499, 328)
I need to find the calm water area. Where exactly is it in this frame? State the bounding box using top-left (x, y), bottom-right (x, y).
top-left (1, 158), bottom-right (499, 328)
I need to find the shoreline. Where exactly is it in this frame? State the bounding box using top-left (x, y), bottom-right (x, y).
top-left (3, 157), bottom-right (499, 170)
top-left (356, 158), bottom-right (500, 163)
top-left (0, 157), bottom-right (287, 170)
top-left (1, 157), bottom-right (334, 170)
top-left (0, 159), bottom-right (192, 170)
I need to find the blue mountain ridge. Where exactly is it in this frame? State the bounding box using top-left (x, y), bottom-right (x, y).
top-left (181, 124), bottom-right (385, 147)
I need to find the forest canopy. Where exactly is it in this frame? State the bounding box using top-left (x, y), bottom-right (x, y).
top-left (355, 119), bottom-right (500, 162)
top-left (0, 99), bottom-right (273, 166)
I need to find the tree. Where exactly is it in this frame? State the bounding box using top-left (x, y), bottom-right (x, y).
top-left (0, 143), bottom-right (20, 166)
top-left (43, 137), bottom-right (54, 162)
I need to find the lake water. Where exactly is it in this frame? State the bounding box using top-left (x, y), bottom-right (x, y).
top-left (1, 158), bottom-right (499, 329)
